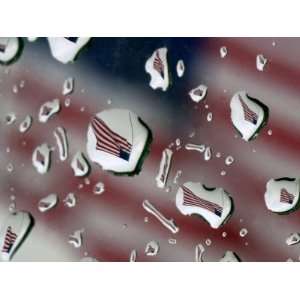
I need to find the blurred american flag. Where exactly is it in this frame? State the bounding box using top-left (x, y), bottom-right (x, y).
top-left (1, 37), bottom-right (299, 261)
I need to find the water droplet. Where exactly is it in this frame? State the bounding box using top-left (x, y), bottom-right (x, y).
top-left (62, 77), bottom-right (74, 96)
top-left (6, 147), bottom-right (10, 153)
top-left (195, 243), bottom-right (205, 262)
top-left (32, 143), bottom-right (51, 174)
top-left (272, 41), bottom-right (276, 47)
top-left (71, 152), bottom-right (90, 177)
top-left (256, 54), bottom-right (268, 71)
top-left (5, 113), bottom-right (16, 125)
top-left (185, 143), bottom-right (206, 153)
top-left (6, 163), bottom-right (14, 173)
top-left (129, 249), bottom-right (137, 262)
top-left (68, 229), bottom-right (84, 248)
top-left (175, 138), bottom-right (181, 147)
top-left (267, 129), bottom-right (272, 136)
top-left (63, 193), bottom-right (77, 208)
top-left (19, 115), bottom-right (32, 133)
top-left (144, 217), bottom-right (149, 223)
top-left (93, 182), bottom-right (105, 195)
top-left (38, 194), bottom-right (58, 213)
top-left (220, 170), bottom-right (226, 176)
top-left (220, 46), bottom-right (227, 58)
top-left (216, 152), bottom-right (221, 158)
top-left (225, 155), bottom-right (234, 166)
top-left (19, 80), bottom-right (25, 89)
top-left (173, 170), bottom-right (182, 184)
top-left (80, 106), bottom-right (85, 112)
top-left (64, 98), bottom-right (71, 107)
top-left (240, 228), bottom-right (248, 237)
top-left (8, 201), bottom-right (16, 214)
top-left (204, 147), bottom-right (212, 161)
top-left (10, 195), bottom-right (16, 201)
top-left (205, 104), bottom-right (209, 109)
top-left (207, 112), bottom-right (213, 122)
top-left (176, 59), bottom-right (185, 77)
top-left (222, 232), bottom-right (227, 238)
top-left (53, 127), bottom-right (68, 161)
top-left (38, 99), bottom-right (60, 123)
top-left (189, 130), bottom-right (195, 138)
top-left (189, 84), bottom-right (208, 103)
top-left (145, 241), bottom-right (159, 256)
top-left (205, 239), bottom-right (212, 246)
top-left (107, 99), bottom-right (112, 105)
top-left (12, 84), bottom-right (18, 94)
top-left (168, 238), bottom-right (177, 245)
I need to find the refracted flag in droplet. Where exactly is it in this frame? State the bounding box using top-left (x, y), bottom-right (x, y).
top-left (153, 51), bottom-right (164, 78)
top-left (280, 188), bottom-right (294, 204)
top-left (182, 186), bottom-right (223, 217)
top-left (2, 226), bottom-right (17, 254)
top-left (239, 95), bottom-right (258, 125)
top-left (91, 116), bottom-right (132, 161)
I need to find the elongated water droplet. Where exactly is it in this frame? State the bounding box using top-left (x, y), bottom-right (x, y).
top-left (62, 77), bottom-right (74, 96)
top-left (207, 112), bottom-right (213, 122)
top-left (195, 243), bottom-right (205, 262)
top-left (19, 115), bottom-right (32, 133)
top-left (129, 249), bottom-right (137, 262)
top-left (220, 46), bottom-right (227, 58)
top-left (204, 147), bottom-right (212, 161)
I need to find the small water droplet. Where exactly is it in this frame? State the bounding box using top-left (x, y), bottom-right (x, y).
top-left (220, 170), bottom-right (226, 176)
top-left (222, 232), bottom-right (227, 238)
top-left (8, 201), bottom-right (16, 214)
top-left (168, 238), bottom-right (177, 245)
top-left (93, 182), bottom-right (105, 195)
top-left (5, 113), bottom-right (16, 125)
top-left (267, 129), bottom-right (272, 136)
top-left (144, 217), bottom-right (149, 223)
top-left (7, 163), bottom-right (14, 173)
top-left (107, 99), bottom-right (112, 105)
top-left (64, 98), bottom-right (71, 107)
top-left (240, 228), bottom-right (248, 237)
top-left (207, 112), bottom-right (213, 122)
top-left (216, 152), bottom-right (221, 158)
top-left (205, 239), bottom-right (212, 246)
top-left (6, 147), bottom-right (10, 153)
top-left (19, 80), bottom-right (25, 89)
top-left (12, 84), bottom-right (18, 94)
top-left (225, 155), bottom-right (234, 166)
top-left (145, 241), bottom-right (159, 256)
top-left (205, 104), bottom-right (209, 109)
